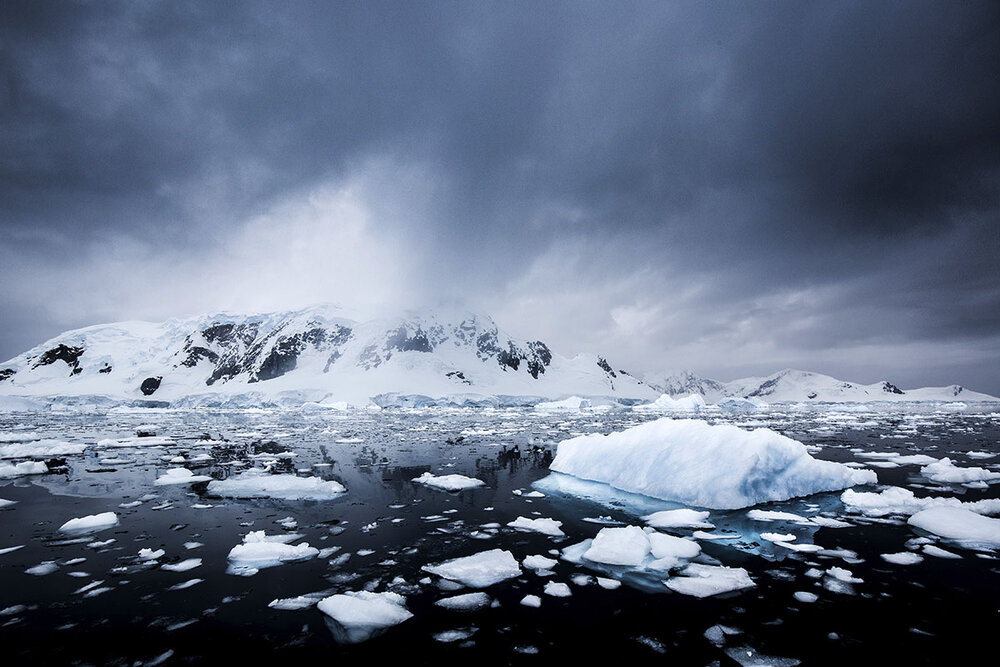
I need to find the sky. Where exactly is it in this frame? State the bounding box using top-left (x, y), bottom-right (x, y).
top-left (1, 0), bottom-right (998, 393)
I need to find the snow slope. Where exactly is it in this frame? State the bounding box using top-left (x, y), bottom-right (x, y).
top-left (0, 305), bottom-right (656, 405)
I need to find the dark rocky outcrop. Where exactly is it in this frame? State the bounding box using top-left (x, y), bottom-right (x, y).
top-left (32, 344), bottom-right (85, 376)
top-left (98, 364), bottom-right (112, 374)
top-left (140, 376), bottom-right (162, 395)
top-left (597, 357), bottom-right (617, 378)
top-left (881, 381), bottom-right (904, 395)
top-left (0, 368), bottom-right (14, 382)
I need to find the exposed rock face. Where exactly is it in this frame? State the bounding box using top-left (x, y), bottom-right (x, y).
top-left (140, 376), bottom-right (162, 395)
top-left (32, 344), bottom-right (85, 376)
top-left (0, 368), bottom-right (14, 382)
top-left (882, 381), bottom-right (904, 395)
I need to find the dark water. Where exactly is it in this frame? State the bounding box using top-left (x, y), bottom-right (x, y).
top-left (1, 406), bottom-right (999, 665)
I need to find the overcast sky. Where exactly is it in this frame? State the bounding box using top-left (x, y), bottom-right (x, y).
top-left (2, 0), bottom-right (998, 393)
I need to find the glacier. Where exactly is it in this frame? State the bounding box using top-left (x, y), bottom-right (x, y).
top-left (549, 418), bottom-right (877, 509)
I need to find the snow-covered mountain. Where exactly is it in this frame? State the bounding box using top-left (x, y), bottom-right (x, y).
top-left (0, 305), bottom-right (657, 405)
top-left (647, 368), bottom-right (998, 404)
top-left (1, 307), bottom-right (995, 407)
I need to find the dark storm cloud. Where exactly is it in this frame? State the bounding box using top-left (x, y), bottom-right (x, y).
top-left (1, 1), bottom-right (998, 391)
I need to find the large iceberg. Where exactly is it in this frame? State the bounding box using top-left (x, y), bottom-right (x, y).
top-left (549, 418), bottom-right (876, 510)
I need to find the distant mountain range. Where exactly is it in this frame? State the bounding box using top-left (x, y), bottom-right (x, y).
top-left (0, 306), bottom-right (995, 407)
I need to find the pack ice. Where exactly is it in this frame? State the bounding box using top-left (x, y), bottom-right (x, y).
top-left (549, 418), bottom-right (876, 509)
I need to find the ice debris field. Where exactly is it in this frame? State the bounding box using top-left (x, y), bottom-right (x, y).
top-left (1, 403), bottom-right (999, 664)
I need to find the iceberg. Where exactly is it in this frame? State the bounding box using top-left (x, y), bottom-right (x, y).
top-left (549, 418), bottom-right (876, 509)
top-left (636, 394), bottom-right (707, 413)
top-left (226, 531), bottom-right (319, 575)
top-left (207, 471), bottom-right (346, 500)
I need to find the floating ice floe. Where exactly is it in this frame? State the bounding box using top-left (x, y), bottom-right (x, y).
top-left (841, 486), bottom-right (1000, 517)
top-left (881, 552), bottom-right (923, 565)
top-left (434, 592), bottom-right (492, 611)
top-left (207, 471), bottom-right (346, 500)
top-left (59, 512), bottom-right (119, 534)
top-left (793, 591), bottom-right (818, 603)
top-left (523, 554), bottom-right (558, 571)
top-left (635, 394), bottom-right (707, 413)
top-left (855, 452), bottom-right (937, 466)
top-left (0, 440), bottom-right (88, 459)
top-left (535, 396), bottom-right (591, 411)
top-left (908, 507), bottom-right (1000, 549)
top-left (412, 472), bottom-right (485, 491)
top-left (268, 593), bottom-right (328, 610)
top-left (422, 549), bottom-right (521, 587)
top-left (549, 418), bottom-right (876, 510)
top-left (665, 563), bottom-right (756, 598)
top-left (544, 581), bottom-right (572, 597)
top-left (920, 458), bottom-right (1000, 484)
top-left (0, 461), bottom-right (47, 479)
top-left (507, 516), bottom-right (565, 536)
top-left (563, 525), bottom-right (702, 582)
top-left (154, 468), bottom-right (212, 486)
top-left (643, 509), bottom-right (714, 530)
top-left (138, 548), bottom-right (165, 560)
top-left (520, 594), bottom-right (541, 608)
top-left (161, 558), bottom-right (202, 572)
top-left (317, 591), bottom-right (413, 643)
top-left (226, 531), bottom-right (319, 575)
top-left (922, 544), bottom-right (961, 559)
top-left (0, 498), bottom-right (17, 509)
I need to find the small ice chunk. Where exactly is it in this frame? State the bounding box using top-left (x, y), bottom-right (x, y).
top-left (317, 591), bottom-right (413, 643)
top-left (412, 472), bottom-right (485, 491)
top-left (665, 563), bottom-right (755, 598)
top-left (523, 554), bottom-right (558, 571)
top-left (920, 458), bottom-right (1000, 484)
top-left (168, 578), bottom-right (202, 590)
top-left (434, 628), bottom-right (477, 643)
top-left (793, 591), bottom-right (818, 603)
top-left (207, 471), bottom-right (346, 500)
top-left (227, 531), bottom-right (319, 574)
top-left (646, 531), bottom-right (701, 570)
top-left (26, 561), bottom-right (59, 576)
top-left (0, 461), bottom-right (48, 479)
top-left (154, 468), bottom-right (211, 486)
top-left (268, 594), bottom-right (324, 610)
top-left (826, 567), bottom-right (863, 583)
top-left (881, 552), bottom-right (923, 565)
top-left (596, 577), bottom-right (621, 590)
top-left (643, 509), bottom-right (714, 530)
top-left (422, 549), bottom-right (521, 588)
top-left (583, 526), bottom-right (650, 567)
top-left (922, 544), bottom-right (961, 559)
top-left (746, 510), bottom-right (813, 525)
top-left (59, 512), bottom-right (119, 534)
top-left (507, 516), bottom-right (565, 537)
top-left (543, 581), bottom-right (572, 597)
top-left (138, 548), bottom-right (165, 560)
top-left (760, 532), bottom-right (797, 543)
top-left (908, 507), bottom-right (1000, 548)
top-left (434, 592), bottom-right (491, 611)
top-left (0, 498), bottom-right (17, 509)
top-left (520, 594), bottom-right (542, 608)
top-left (161, 558), bottom-right (202, 572)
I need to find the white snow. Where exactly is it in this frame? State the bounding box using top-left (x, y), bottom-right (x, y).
top-left (434, 592), bottom-right (491, 611)
top-left (59, 512), bottom-right (119, 534)
top-left (317, 591), bottom-right (412, 643)
top-left (412, 472), bottom-right (485, 491)
top-left (422, 549), bottom-right (521, 588)
top-left (154, 468), bottom-right (212, 486)
top-left (550, 418), bottom-right (875, 510)
top-left (207, 471), bottom-right (346, 500)
top-left (643, 509), bottom-right (714, 530)
top-left (665, 563), bottom-right (756, 598)
top-left (908, 507), bottom-right (1000, 548)
top-left (226, 531), bottom-right (319, 574)
top-left (507, 516), bottom-right (565, 536)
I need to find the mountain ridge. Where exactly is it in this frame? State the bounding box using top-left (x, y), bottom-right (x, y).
top-left (1, 306), bottom-right (996, 406)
